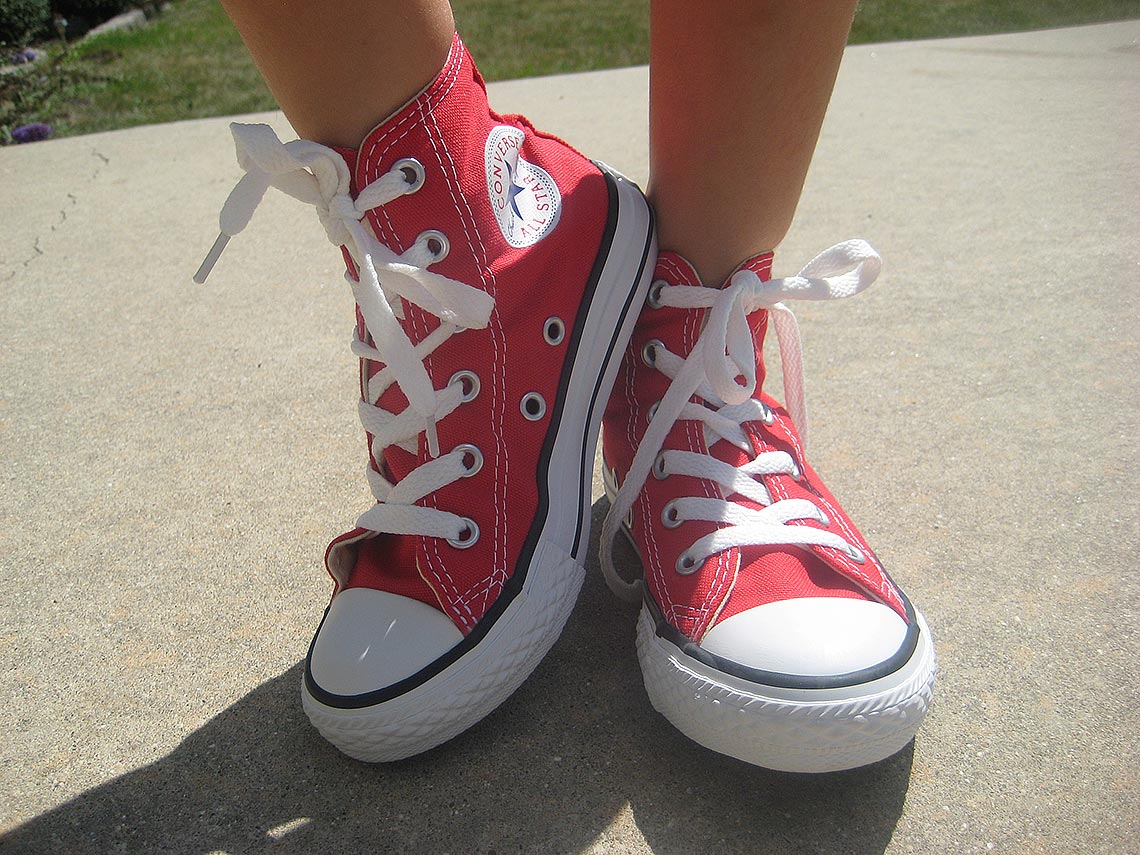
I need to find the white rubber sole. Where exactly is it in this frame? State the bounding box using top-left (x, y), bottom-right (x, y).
top-left (302, 166), bottom-right (657, 762)
top-left (636, 605), bottom-right (937, 773)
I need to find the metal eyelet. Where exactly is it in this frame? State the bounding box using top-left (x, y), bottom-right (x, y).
top-left (647, 279), bottom-right (667, 309)
top-left (449, 370), bottom-right (480, 402)
top-left (652, 451), bottom-right (668, 480)
top-left (818, 512), bottom-right (831, 527)
top-left (454, 443), bottom-right (483, 477)
top-left (760, 403), bottom-right (776, 426)
top-left (789, 461), bottom-right (802, 480)
top-left (394, 157), bottom-right (425, 193)
top-left (675, 551), bottom-right (698, 574)
top-left (661, 500), bottom-right (683, 529)
top-left (543, 317), bottom-right (565, 345)
top-left (641, 338), bottom-right (663, 368)
top-left (846, 545), bottom-right (867, 564)
top-left (521, 392), bottom-right (546, 421)
top-left (646, 401), bottom-right (659, 424)
top-left (447, 517), bottom-right (480, 549)
top-left (417, 229), bottom-right (450, 262)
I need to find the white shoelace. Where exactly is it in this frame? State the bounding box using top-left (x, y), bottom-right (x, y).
top-left (600, 240), bottom-right (882, 602)
top-left (196, 123), bottom-right (496, 546)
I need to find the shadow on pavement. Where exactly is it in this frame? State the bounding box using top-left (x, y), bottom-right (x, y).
top-left (3, 500), bottom-right (912, 854)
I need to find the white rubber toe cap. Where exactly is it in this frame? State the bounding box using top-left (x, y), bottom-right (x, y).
top-left (308, 587), bottom-right (464, 696)
top-left (700, 597), bottom-right (908, 677)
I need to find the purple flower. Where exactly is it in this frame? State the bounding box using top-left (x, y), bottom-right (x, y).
top-left (12, 123), bottom-right (53, 144)
top-left (11, 48), bottom-right (39, 64)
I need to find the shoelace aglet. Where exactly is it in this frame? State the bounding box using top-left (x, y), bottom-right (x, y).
top-left (193, 233), bottom-right (230, 284)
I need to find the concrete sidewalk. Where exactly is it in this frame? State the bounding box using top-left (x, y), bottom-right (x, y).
top-left (2, 21), bottom-right (1137, 855)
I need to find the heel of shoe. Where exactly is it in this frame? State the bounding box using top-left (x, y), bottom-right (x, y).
top-left (553, 164), bottom-right (657, 560)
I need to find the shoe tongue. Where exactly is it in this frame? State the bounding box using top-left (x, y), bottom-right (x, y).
top-left (726, 251), bottom-right (774, 285)
top-left (332, 145), bottom-right (361, 196)
top-left (656, 250), bottom-right (775, 288)
top-left (330, 146), bottom-right (431, 486)
top-left (656, 250), bottom-right (775, 443)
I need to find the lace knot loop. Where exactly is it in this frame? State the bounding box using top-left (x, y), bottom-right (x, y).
top-left (313, 194), bottom-right (366, 250)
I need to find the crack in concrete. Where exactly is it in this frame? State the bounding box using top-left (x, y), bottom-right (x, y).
top-left (2, 148), bottom-right (109, 284)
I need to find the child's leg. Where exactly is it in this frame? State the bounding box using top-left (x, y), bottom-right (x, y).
top-left (219, 0), bottom-right (455, 147)
top-left (222, 0), bottom-right (857, 249)
top-left (648, 0), bottom-right (858, 284)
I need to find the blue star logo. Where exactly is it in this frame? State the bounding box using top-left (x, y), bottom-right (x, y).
top-left (503, 158), bottom-right (528, 224)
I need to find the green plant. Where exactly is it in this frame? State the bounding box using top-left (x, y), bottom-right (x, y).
top-left (53, 0), bottom-right (130, 40)
top-left (0, 46), bottom-right (106, 141)
top-left (0, 0), bottom-right (50, 45)
top-left (53, 0), bottom-right (128, 17)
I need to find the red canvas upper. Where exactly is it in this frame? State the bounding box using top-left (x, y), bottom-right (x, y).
top-left (324, 35), bottom-right (612, 634)
top-left (602, 251), bottom-right (906, 643)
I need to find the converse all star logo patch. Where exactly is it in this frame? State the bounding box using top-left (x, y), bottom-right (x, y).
top-left (485, 125), bottom-right (561, 248)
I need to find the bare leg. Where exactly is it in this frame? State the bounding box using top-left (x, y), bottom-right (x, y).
top-left (219, 0), bottom-right (455, 148)
top-left (649, 0), bottom-right (858, 284)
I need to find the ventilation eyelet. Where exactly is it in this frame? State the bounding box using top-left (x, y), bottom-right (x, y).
top-left (417, 229), bottom-right (450, 262)
top-left (641, 338), bottom-right (663, 368)
top-left (647, 279), bottom-right (667, 309)
top-left (447, 517), bottom-right (480, 549)
top-left (675, 551), bottom-right (698, 574)
top-left (652, 451), bottom-right (668, 480)
top-left (394, 157), bottom-right (425, 193)
top-left (543, 317), bottom-right (565, 346)
top-left (521, 392), bottom-right (546, 421)
top-left (454, 443), bottom-right (483, 477)
top-left (449, 370), bottom-right (480, 402)
top-left (661, 500), bottom-right (683, 529)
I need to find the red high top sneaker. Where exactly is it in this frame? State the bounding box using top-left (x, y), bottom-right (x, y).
top-left (600, 242), bottom-right (935, 772)
top-left (197, 34), bottom-right (656, 761)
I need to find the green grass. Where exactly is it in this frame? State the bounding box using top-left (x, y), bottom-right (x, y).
top-left (2, 0), bottom-right (1138, 143)
top-left (453, 0), bottom-right (648, 80)
top-left (2, 0), bottom-right (273, 140)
